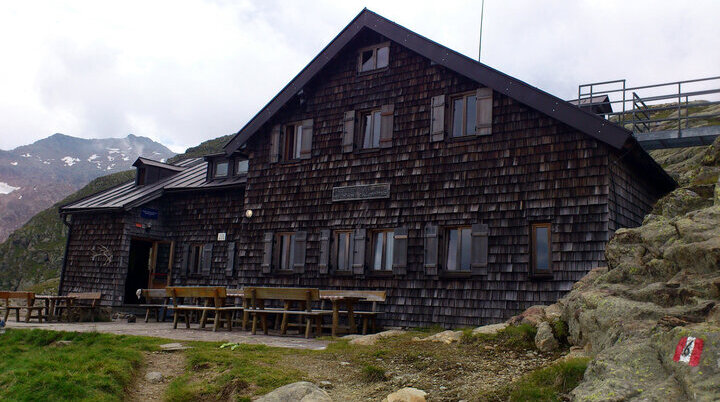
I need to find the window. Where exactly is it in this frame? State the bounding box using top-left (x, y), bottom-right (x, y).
top-left (445, 227), bottom-right (472, 271)
top-left (189, 244), bottom-right (203, 274)
top-left (214, 161), bottom-right (229, 178)
top-left (451, 93), bottom-right (477, 138)
top-left (136, 167), bottom-right (146, 185)
top-left (531, 223), bottom-right (552, 276)
top-left (236, 159), bottom-right (248, 175)
top-left (277, 232), bottom-right (296, 271)
top-left (358, 44), bottom-right (389, 72)
top-left (371, 230), bottom-right (394, 271)
top-left (361, 109), bottom-right (382, 149)
top-left (335, 230), bottom-right (352, 271)
top-left (282, 123), bottom-right (303, 161)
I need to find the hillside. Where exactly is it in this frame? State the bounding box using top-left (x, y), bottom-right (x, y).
top-left (0, 133), bottom-right (174, 242)
top-left (0, 134), bottom-right (231, 292)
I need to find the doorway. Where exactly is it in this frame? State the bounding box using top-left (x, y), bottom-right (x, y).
top-left (124, 238), bottom-right (174, 304)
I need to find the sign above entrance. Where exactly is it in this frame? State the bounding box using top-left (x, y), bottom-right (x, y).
top-left (332, 183), bottom-right (390, 202)
top-left (141, 208), bottom-right (159, 220)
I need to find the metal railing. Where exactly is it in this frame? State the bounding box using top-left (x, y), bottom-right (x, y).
top-left (576, 76), bottom-right (720, 136)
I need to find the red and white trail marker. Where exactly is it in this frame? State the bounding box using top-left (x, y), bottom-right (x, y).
top-left (673, 336), bottom-right (704, 367)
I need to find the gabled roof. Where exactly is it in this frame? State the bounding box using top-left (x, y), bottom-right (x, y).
top-left (221, 8), bottom-right (675, 193)
top-left (60, 158), bottom-right (246, 213)
top-left (132, 157), bottom-right (185, 172)
top-left (224, 9), bottom-right (630, 153)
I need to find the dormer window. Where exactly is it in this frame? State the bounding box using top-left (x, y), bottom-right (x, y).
top-left (283, 123), bottom-right (303, 161)
top-left (214, 161), bottom-right (229, 178)
top-left (236, 159), bottom-right (248, 175)
top-left (358, 43), bottom-right (389, 73)
top-left (136, 167), bottom-right (146, 185)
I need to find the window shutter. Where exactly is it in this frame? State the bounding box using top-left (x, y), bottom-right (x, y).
top-left (225, 242), bottom-right (235, 277)
top-left (293, 231), bottom-right (307, 273)
top-left (181, 244), bottom-right (190, 277)
top-left (300, 119), bottom-right (313, 159)
top-left (471, 223), bottom-right (489, 275)
top-left (270, 125), bottom-right (281, 163)
top-left (476, 88), bottom-right (493, 136)
top-left (342, 110), bottom-right (355, 153)
top-left (379, 104), bottom-right (394, 148)
top-left (352, 228), bottom-right (366, 275)
top-left (392, 226), bottom-right (408, 275)
top-left (430, 95), bottom-right (445, 142)
top-left (424, 223), bottom-right (438, 275)
top-left (262, 232), bottom-right (274, 273)
top-left (318, 229), bottom-right (330, 274)
top-left (201, 243), bottom-right (213, 275)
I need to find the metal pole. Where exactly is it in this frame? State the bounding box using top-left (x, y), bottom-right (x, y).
top-left (478, 0), bottom-right (485, 62)
top-left (678, 83), bottom-right (682, 137)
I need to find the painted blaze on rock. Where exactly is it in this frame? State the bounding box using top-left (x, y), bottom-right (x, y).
top-left (673, 336), bottom-right (704, 367)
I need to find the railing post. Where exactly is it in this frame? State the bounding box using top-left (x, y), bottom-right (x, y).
top-left (677, 82), bottom-right (682, 137)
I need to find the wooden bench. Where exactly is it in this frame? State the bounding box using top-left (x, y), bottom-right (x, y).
top-left (137, 289), bottom-right (170, 322)
top-left (56, 292), bottom-right (102, 322)
top-left (0, 291), bottom-right (44, 323)
top-left (166, 287), bottom-right (243, 331)
top-left (243, 287), bottom-right (328, 338)
top-left (319, 290), bottom-right (387, 335)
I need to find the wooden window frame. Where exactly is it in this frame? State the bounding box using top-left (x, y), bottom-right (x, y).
top-left (189, 244), bottom-right (203, 274)
top-left (357, 42), bottom-right (390, 73)
top-left (281, 122), bottom-right (303, 161)
top-left (276, 232), bottom-right (296, 272)
top-left (333, 230), bottom-right (353, 274)
top-left (235, 159), bottom-right (249, 176)
top-left (442, 226), bottom-right (472, 273)
top-left (370, 229), bottom-right (394, 272)
top-left (530, 222), bottom-right (553, 277)
top-left (214, 160), bottom-right (229, 178)
top-left (136, 167), bottom-right (146, 185)
top-left (450, 91), bottom-right (477, 139)
top-left (359, 109), bottom-right (382, 150)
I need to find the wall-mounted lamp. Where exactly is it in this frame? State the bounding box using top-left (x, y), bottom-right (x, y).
top-left (245, 209), bottom-right (253, 218)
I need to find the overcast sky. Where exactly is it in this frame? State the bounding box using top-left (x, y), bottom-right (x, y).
top-left (1, 0), bottom-right (718, 152)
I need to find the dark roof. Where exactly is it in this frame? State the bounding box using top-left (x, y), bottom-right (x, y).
top-left (132, 157), bottom-right (185, 172)
top-left (221, 9), bottom-right (675, 193)
top-left (568, 95), bottom-right (613, 115)
top-left (60, 158), bottom-right (246, 213)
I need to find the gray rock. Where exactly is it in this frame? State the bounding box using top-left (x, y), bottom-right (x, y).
top-left (471, 322), bottom-right (508, 336)
top-left (534, 321), bottom-right (559, 352)
top-left (256, 381), bottom-right (331, 402)
top-left (159, 342), bottom-right (191, 352)
top-left (384, 387), bottom-right (427, 402)
top-left (349, 330), bottom-right (405, 346)
top-left (412, 330), bottom-right (462, 344)
top-left (145, 371), bottom-right (163, 383)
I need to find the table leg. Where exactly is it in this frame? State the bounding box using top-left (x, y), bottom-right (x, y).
top-left (331, 300), bottom-right (339, 338)
top-left (347, 300), bottom-right (357, 333)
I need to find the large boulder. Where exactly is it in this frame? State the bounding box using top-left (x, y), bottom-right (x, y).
top-left (256, 382), bottom-right (331, 402)
top-left (534, 321), bottom-right (559, 352)
top-left (384, 387), bottom-right (427, 402)
top-left (507, 305), bottom-right (547, 327)
top-left (349, 330), bottom-right (405, 346)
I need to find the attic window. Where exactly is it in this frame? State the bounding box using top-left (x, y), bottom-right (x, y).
top-left (236, 159), bottom-right (248, 175)
top-left (136, 167), bottom-right (146, 185)
top-left (358, 43), bottom-right (389, 72)
top-left (214, 161), bottom-right (228, 178)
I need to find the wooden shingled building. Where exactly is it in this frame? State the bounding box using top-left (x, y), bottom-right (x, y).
top-left (59, 9), bottom-right (675, 327)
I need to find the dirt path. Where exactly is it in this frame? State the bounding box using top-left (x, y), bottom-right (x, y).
top-left (125, 350), bottom-right (186, 402)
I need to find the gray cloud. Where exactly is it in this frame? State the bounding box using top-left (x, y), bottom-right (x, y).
top-left (0, 0), bottom-right (718, 152)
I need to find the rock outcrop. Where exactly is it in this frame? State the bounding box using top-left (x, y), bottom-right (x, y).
top-left (256, 381), bottom-right (332, 402)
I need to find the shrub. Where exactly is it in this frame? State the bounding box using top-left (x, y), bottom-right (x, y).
top-left (361, 364), bottom-right (387, 382)
top-left (508, 357), bottom-right (590, 401)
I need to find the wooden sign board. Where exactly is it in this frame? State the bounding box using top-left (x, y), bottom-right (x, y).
top-left (332, 183), bottom-right (390, 202)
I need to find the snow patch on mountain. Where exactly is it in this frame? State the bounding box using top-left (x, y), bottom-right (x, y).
top-left (21, 153), bottom-right (31, 158)
top-left (10, 162), bottom-right (18, 166)
top-left (0, 182), bottom-right (20, 194)
top-left (62, 156), bottom-right (80, 166)
top-left (87, 154), bottom-right (99, 162)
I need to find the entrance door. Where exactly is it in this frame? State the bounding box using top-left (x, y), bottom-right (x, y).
top-left (125, 239), bottom-right (153, 304)
top-left (125, 239), bottom-right (174, 304)
top-left (149, 241), bottom-right (174, 289)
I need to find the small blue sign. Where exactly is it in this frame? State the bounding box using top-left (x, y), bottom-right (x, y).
top-left (141, 208), bottom-right (159, 220)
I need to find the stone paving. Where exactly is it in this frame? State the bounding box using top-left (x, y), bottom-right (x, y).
top-left (5, 320), bottom-right (329, 350)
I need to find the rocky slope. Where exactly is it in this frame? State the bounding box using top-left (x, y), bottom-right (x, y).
top-left (0, 135), bottom-right (229, 291)
top-left (510, 137), bottom-right (720, 401)
top-left (0, 134), bottom-right (174, 242)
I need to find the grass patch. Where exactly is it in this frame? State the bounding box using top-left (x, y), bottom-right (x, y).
top-left (0, 329), bottom-right (161, 401)
top-left (483, 357), bottom-right (591, 401)
top-left (165, 342), bottom-right (303, 401)
top-left (361, 364), bottom-right (387, 382)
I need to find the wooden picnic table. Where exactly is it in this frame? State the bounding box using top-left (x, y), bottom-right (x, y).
top-left (35, 295), bottom-right (75, 321)
top-left (320, 295), bottom-right (364, 337)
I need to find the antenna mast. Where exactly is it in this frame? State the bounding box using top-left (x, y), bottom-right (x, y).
top-left (478, 0), bottom-right (485, 62)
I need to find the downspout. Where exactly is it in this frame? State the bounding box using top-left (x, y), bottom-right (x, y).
top-left (58, 212), bottom-right (72, 296)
